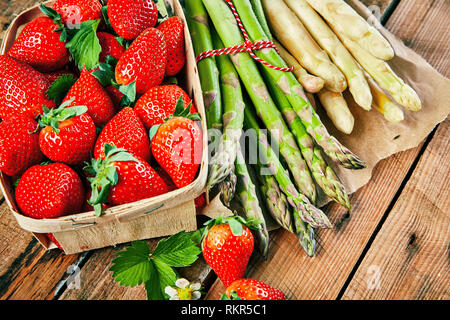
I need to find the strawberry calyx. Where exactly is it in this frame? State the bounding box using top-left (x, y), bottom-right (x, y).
top-left (191, 214), bottom-right (262, 246)
top-left (91, 55), bottom-right (137, 107)
top-left (34, 98), bottom-right (88, 134)
top-left (40, 3), bottom-right (102, 71)
top-left (84, 144), bottom-right (138, 216)
top-left (148, 96), bottom-right (201, 142)
top-left (221, 290), bottom-right (242, 300)
top-left (46, 74), bottom-right (78, 104)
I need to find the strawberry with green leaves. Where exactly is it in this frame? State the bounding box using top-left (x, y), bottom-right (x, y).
top-left (107, 0), bottom-right (158, 40)
top-left (15, 163), bottom-right (85, 219)
top-left (157, 16), bottom-right (186, 77)
top-left (36, 100), bottom-right (97, 166)
top-left (150, 100), bottom-right (202, 188)
top-left (85, 144), bottom-right (169, 216)
top-left (62, 68), bottom-right (116, 127)
top-left (134, 84), bottom-right (197, 130)
top-left (7, 16), bottom-right (69, 72)
top-left (223, 279), bottom-right (286, 300)
top-left (94, 107), bottom-right (151, 162)
top-left (0, 55), bottom-right (56, 120)
top-left (40, 4), bottom-right (102, 71)
top-left (115, 27), bottom-right (167, 95)
top-left (200, 216), bottom-right (260, 287)
top-left (52, 0), bottom-right (102, 25)
top-left (0, 115), bottom-right (44, 177)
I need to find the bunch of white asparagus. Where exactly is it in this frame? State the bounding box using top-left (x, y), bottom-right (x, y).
top-left (262, 0), bottom-right (422, 134)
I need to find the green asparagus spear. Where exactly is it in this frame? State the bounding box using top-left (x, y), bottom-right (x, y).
top-left (207, 28), bottom-right (245, 190)
top-left (230, 0), bottom-right (365, 169)
top-left (292, 209), bottom-right (316, 257)
top-left (202, 0), bottom-right (317, 203)
top-left (235, 148), bottom-right (269, 258)
top-left (255, 168), bottom-right (294, 233)
top-left (185, 0), bottom-right (222, 130)
top-left (243, 105), bottom-right (332, 229)
top-left (249, 0), bottom-right (272, 41)
top-left (263, 67), bottom-right (351, 209)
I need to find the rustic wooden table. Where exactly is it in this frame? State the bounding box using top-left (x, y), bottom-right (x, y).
top-left (0, 0), bottom-right (448, 300)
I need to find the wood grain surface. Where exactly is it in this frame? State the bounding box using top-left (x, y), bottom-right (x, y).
top-left (342, 120), bottom-right (449, 300)
top-left (0, 0), bottom-right (448, 301)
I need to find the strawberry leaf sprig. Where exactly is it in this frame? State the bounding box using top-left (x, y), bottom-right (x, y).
top-left (84, 144), bottom-right (138, 216)
top-left (110, 231), bottom-right (202, 300)
top-left (40, 3), bottom-right (102, 71)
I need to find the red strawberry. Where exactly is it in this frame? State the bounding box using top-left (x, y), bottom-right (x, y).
top-left (15, 163), bottom-right (85, 219)
top-left (62, 68), bottom-right (116, 127)
top-left (0, 115), bottom-right (44, 176)
top-left (37, 102), bottom-right (97, 166)
top-left (7, 16), bottom-right (69, 72)
top-left (157, 17), bottom-right (186, 76)
top-left (107, 0), bottom-right (158, 40)
top-left (115, 28), bottom-right (167, 95)
top-left (53, 0), bottom-right (102, 25)
top-left (155, 167), bottom-right (177, 192)
top-left (0, 55), bottom-right (56, 120)
top-left (150, 103), bottom-right (202, 188)
top-left (85, 145), bottom-right (168, 215)
top-left (47, 233), bottom-right (63, 250)
top-left (44, 70), bottom-right (77, 85)
top-left (98, 32), bottom-right (125, 63)
top-left (224, 279), bottom-right (286, 300)
top-left (201, 216), bottom-right (255, 287)
top-left (134, 85), bottom-right (197, 130)
top-left (94, 107), bottom-right (151, 162)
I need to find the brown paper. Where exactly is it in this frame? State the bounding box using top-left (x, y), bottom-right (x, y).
top-left (312, 0), bottom-right (450, 206)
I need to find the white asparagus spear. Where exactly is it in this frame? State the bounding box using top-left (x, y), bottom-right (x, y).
top-left (284, 0), bottom-right (372, 110)
top-left (317, 89), bottom-right (355, 134)
top-left (305, 0), bottom-right (394, 61)
top-left (367, 77), bottom-right (404, 123)
top-left (273, 39), bottom-right (325, 93)
top-left (339, 35), bottom-right (422, 111)
top-left (262, 0), bottom-right (347, 93)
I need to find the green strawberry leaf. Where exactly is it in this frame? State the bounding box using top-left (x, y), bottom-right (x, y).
top-left (227, 218), bottom-right (244, 237)
top-left (65, 20), bottom-right (102, 71)
top-left (111, 231), bottom-right (201, 300)
top-left (47, 74), bottom-right (77, 105)
top-left (110, 241), bottom-right (152, 287)
top-left (152, 231), bottom-right (202, 267)
top-left (117, 81), bottom-right (137, 107)
top-left (145, 258), bottom-right (177, 300)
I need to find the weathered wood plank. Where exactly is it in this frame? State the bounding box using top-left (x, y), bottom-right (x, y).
top-left (0, 201), bottom-right (81, 300)
top-left (206, 0), bottom-right (449, 299)
top-left (0, 0), bottom-right (43, 41)
top-left (205, 145), bottom-right (425, 299)
top-left (384, 0), bottom-right (450, 76)
top-left (342, 120), bottom-right (449, 300)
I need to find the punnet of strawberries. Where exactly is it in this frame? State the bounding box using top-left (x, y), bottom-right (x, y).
top-left (0, 0), bottom-right (205, 243)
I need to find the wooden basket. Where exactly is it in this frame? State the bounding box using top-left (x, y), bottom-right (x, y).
top-left (0, 0), bottom-right (209, 254)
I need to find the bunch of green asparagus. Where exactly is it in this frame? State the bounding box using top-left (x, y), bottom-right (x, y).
top-left (263, 0), bottom-right (421, 132)
top-left (185, 0), bottom-right (369, 257)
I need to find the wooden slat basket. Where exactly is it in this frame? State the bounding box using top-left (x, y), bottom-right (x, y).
top-left (0, 0), bottom-right (208, 254)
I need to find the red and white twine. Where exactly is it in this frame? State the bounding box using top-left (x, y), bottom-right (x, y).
top-left (195, 0), bottom-right (294, 73)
